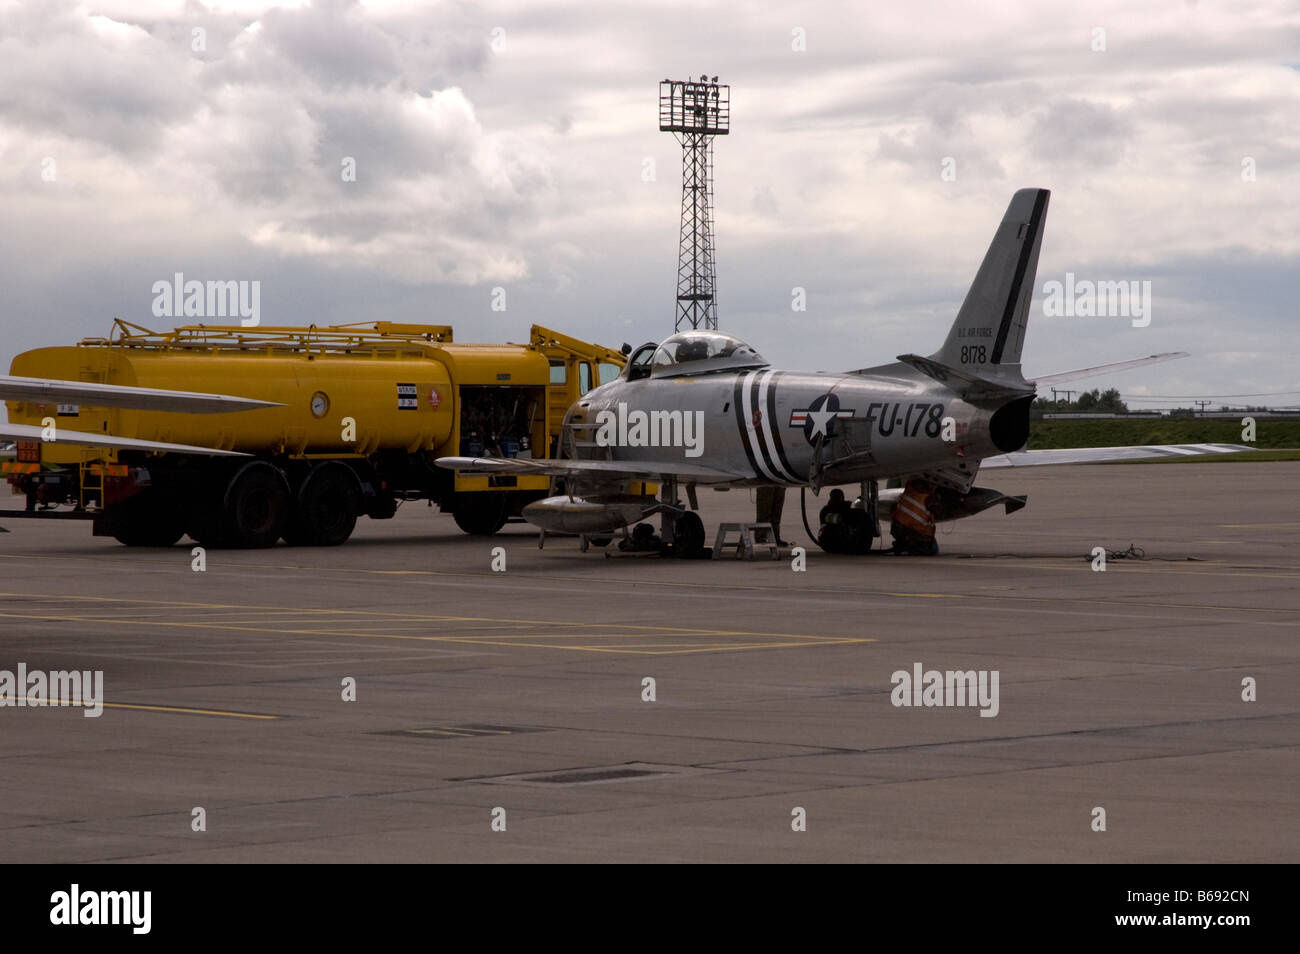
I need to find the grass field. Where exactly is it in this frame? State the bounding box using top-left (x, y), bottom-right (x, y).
top-left (1026, 416), bottom-right (1299, 450)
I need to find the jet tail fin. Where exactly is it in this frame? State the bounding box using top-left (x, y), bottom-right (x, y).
top-left (931, 188), bottom-right (1050, 386)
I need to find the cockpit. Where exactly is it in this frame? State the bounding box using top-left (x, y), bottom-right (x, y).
top-left (622, 331), bottom-right (768, 381)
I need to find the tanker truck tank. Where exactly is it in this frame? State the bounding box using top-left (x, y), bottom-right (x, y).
top-left (3, 320), bottom-right (627, 549)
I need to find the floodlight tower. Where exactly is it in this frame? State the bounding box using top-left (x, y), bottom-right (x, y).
top-left (659, 75), bottom-right (729, 332)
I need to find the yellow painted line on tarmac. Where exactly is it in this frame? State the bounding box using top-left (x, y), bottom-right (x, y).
top-left (1, 587), bottom-right (1294, 632)
top-left (0, 596), bottom-right (872, 656)
top-left (1217, 522), bottom-right (1300, 529)
top-left (0, 593), bottom-right (865, 637)
top-left (103, 702), bottom-right (279, 719)
top-left (0, 609), bottom-right (862, 646)
top-left (14, 697), bottom-right (278, 719)
top-left (0, 592), bottom-right (834, 636)
top-left (587, 642), bottom-right (848, 655)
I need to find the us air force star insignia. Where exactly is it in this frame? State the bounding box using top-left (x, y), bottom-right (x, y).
top-left (789, 393), bottom-right (855, 443)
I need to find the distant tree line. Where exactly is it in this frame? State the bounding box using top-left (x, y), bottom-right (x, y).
top-left (1032, 388), bottom-right (1129, 414)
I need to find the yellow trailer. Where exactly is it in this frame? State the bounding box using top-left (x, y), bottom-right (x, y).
top-left (3, 320), bottom-right (626, 547)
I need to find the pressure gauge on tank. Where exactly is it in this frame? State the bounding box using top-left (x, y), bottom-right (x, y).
top-left (310, 391), bottom-right (330, 418)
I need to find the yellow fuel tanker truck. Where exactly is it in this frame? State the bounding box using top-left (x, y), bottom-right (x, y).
top-left (3, 320), bottom-right (628, 548)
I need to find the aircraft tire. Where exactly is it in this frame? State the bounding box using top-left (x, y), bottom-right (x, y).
top-left (672, 511), bottom-right (705, 558)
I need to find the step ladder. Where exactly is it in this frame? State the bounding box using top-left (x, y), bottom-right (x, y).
top-left (78, 451), bottom-right (103, 511)
top-left (713, 522), bottom-right (780, 560)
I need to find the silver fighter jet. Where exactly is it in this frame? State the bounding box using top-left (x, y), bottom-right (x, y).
top-left (437, 188), bottom-right (1247, 556)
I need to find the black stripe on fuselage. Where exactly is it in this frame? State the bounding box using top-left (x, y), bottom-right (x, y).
top-left (763, 371), bottom-right (801, 483)
top-left (749, 372), bottom-right (788, 483)
top-left (734, 372), bottom-right (761, 477)
top-left (991, 189), bottom-right (1048, 365)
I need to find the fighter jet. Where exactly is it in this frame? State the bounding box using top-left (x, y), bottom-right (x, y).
top-left (436, 188), bottom-right (1247, 556)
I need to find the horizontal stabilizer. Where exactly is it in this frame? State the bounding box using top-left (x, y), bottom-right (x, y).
top-left (982, 443), bottom-right (1250, 468)
top-left (0, 375), bottom-right (282, 414)
top-left (0, 423), bottom-right (250, 457)
top-left (1031, 352), bottom-right (1189, 388)
top-left (895, 353), bottom-right (1035, 403)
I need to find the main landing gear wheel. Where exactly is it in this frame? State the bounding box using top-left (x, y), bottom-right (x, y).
top-left (579, 534), bottom-right (613, 552)
top-left (671, 511), bottom-right (705, 559)
top-left (284, 464), bottom-right (361, 547)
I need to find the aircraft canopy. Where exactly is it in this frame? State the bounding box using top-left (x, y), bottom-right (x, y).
top-left (649, 331), bottom-right (769, 378)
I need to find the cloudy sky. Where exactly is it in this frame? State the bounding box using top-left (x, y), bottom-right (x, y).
top-left (2, 0), bottom-right (1297, 409)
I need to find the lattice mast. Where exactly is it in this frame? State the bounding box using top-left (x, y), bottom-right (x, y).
top-left (659, 76), bottom-right (729, 332)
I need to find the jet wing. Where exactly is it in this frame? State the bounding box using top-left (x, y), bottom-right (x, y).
top-left (436, 456), bottom-right (746, 484)
top-left (0, 375), bottom-right (282, 413)
top-left (981, 443), bottom-right (1250, 468)
top-left (0, 422), bottom-right (250, 457)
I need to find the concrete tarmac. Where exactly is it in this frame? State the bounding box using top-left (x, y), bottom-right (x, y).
top-left (0, 462), bottom-right (1296, 862)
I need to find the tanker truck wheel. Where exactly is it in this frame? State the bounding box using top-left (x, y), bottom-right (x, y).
top-left (113, 490), bottom-right (186, 547)
top-left (191, 461), bottom-right (289, 549)
top-left (284, 464), bottom-right (361, 547)
top-left (226, 463), bottom-right (290, 548)
top-left (452, 494), bottom-right (508, 535)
